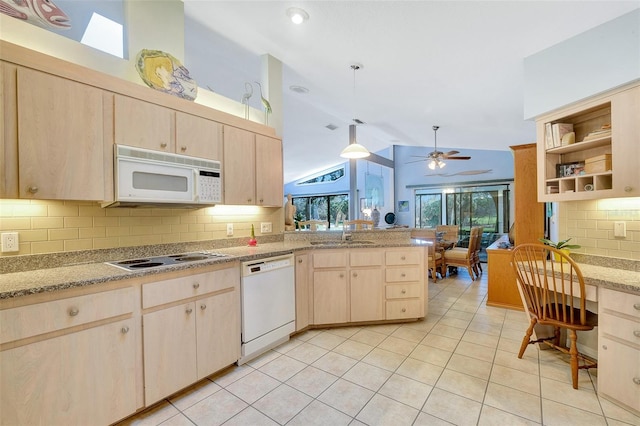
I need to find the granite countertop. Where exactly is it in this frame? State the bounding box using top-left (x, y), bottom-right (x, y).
top-left (0, 239), bottom-right (421, 300)
top-left (1, 235), bottom-right (638, 300)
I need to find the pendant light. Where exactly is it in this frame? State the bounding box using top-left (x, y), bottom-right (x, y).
top-left (340, 64), bottom-right (370, 159)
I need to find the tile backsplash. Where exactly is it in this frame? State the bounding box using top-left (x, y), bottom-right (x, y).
top-left (559, 198), bottom-right (640, 260)
top-left (0, 199), bottom-right (283, 256)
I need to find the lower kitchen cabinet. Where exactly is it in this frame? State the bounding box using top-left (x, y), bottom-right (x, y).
top-left (598, 288), bottom-right (640, 414)
top-left (0, 288), bottom-right (138, 426)
top-left (142, 266), bottom-right (240, 405)
top-left (384, 248), bottom-right (425, 320)
top-left (313, 269), bottom-right (349, 324)
top-left (295, 253), bottom-right (310, 331)
top-left (143, 302), bottom-right (198, 404)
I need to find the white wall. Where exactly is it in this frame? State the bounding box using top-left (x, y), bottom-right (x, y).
top-left (524, 9), bottom-right (640, 119)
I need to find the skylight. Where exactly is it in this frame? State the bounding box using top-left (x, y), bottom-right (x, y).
top-left (81, 12), bottom-right (123, 58)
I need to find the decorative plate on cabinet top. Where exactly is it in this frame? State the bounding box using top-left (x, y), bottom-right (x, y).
top-left (135, 49), bottom-right (197, 101)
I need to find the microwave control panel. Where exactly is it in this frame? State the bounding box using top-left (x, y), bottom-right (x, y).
top-left (198, 170), bottom-right (222, 203)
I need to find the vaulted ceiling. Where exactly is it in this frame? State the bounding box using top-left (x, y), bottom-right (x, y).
top-left (183, 1), bottom-right (639, 183)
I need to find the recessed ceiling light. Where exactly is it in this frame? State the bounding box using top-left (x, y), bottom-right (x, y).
top-left (286, 7), bottom-right (309, 25)
top-left (289, 85), bottom-right (309, 94)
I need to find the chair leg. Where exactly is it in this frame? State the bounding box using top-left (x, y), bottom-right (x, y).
top-left (519, 319), bottom-right (537, 359)
top-left (468, 266), bottom-right (476, 280)
top-left (569, 329), bottom-right (579, 389)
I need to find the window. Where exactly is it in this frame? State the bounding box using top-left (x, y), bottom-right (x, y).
top-left (415, 193), bottom-right (442, 228)
top-left (292, 194), bottom-right (349, 229)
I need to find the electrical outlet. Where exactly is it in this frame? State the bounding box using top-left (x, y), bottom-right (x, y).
top-left (614, 221), bottom-right (626, 237)
top-left (226, 223), bottom-right (233, 237)
top-left (1, 232), bottom-right (19, 253)
top-left (261, 222), bottom-right (272, 233)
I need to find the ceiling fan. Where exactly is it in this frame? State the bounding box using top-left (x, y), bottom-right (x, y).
top-left (407, 125), bottom-right (471, 170)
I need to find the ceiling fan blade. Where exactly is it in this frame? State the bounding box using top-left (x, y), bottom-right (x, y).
top-left (444, 150), bottom-right (460, 156)
top-left (405, 159), bottom-right (428, 164)
top-left (444, 156), bottom-right (471, 160)
top-left (409, 155), bottom-right (430, 159)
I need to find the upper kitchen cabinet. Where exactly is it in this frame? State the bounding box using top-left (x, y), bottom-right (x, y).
top-left (114, 95), bottom-right (174, 153)
top-left (7, 66), bottom-right (110, 201)
top-left (255, 135), bottom-right (284, 206)
top-left (114, 95), bottom-right (223, 161)
top-left (536, 82), bottom-right (640, 201)
top-left (175, 112), bottom-right (223, 160)
top-left (223, 126), bottom-right (283, 206)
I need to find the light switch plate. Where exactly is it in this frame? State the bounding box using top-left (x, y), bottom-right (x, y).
top-left (261, 222), bottom-right (272, 233)
top-left (1, 232), bottom-right (19, 252)
top-left (614, 221), bottom-right (626, 237)
top-left (226, 223), bottom-right (233, 237)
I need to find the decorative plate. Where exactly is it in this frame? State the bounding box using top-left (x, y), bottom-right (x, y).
top-left (384, 212), bottom-right (396, 225)
top-left (135, 49), bottom-right (197, 101)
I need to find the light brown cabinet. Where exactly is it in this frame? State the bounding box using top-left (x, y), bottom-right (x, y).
top-left (114, 95), bottom-right (223, 161)
top-left (141, 266), bottom-right (240, 405)
top-left (536, 82), bottom-right (639, 201)
top-left (310, 248), bottom-right (422, 325)
top-left (384, 249), bottom-right (425, 319)
top-left (223, 126), bottom-right (283, 206)
top-left (0, 287), bottom-right (138, 425)
top-left (295, 253), bottom-right (310, 331)
top-left (486, 236), bottom-right (523, 310)
top-left (2, 65), bottom-right (110, 201)
top-left (598, 288), bottom-right (640, 414)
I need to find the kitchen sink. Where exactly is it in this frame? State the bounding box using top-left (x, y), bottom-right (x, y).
top-left (309, 240), bottom-right (375, 246)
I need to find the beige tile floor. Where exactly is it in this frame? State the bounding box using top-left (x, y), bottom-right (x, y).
top-left (118, 269), bottom-right (640, 426)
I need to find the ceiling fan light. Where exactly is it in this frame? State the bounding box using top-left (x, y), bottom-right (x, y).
top-left (438, 160), bottom-right (446, 168)
top-left (428, 160), bottom-right (437, 170)
top-left (340, 143), bottom-right (370, 159)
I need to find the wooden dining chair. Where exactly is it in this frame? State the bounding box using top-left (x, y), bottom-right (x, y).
top-left (297, 220), bottom-right (328, 231)
top-left (443, 226), bottom-right (480, 280)
top-left (343, 220), bottom-right (374, 230)
top-left (471, 226), bottom-right (484, 278)
top-left (410, 229), bottom-right (445, 282)
top-left (510, 243), bottom-right (598, 389)
top-left (436, 225), bottom-right (459, 247)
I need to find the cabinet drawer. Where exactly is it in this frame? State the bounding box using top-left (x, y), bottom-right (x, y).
top-left (598, 336), bottom-right (640, 412)
top-left (385, 267), bottom-right (421, 283)
top-left (1, 287), bottom-right (134, 344)
top-left (143, 267), bottom-right (239, 309)
top-left (350, 250), bottom-right (383, 267)
top-left (600, 312), bottom-right (640, 345)
top-left (312, 251), bottom-right (348, 268)
top-left (386, 299), bottom-right (423, 319)
top-left (386, 283), bottom-right (422, 299)
top-left (600, 288), bottom-right (640, 319)
top-left (385, 250), bottom-right (421, 266)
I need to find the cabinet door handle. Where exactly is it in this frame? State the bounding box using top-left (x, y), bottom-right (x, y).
top-left (353, 272), bottom-right (358, 277)
top-left (200, 304), bottom-right (207, 310)
top-left (121, 326), bottom-right (129, 334)
top-left (339, 273), bottom-right (344, 278)
top-left (185, 307), bottom-right (193, 314)
top-left (298, 258), bottom-right (303, 263)
top-left (401, 273), bottom-right (406, 277)
top-left (401, 289), bottom-right (406, 294)
top-left (160, 142), bottom-right (167, 148)
top-left (633, 377), bottom-right (640, 385)
top-left (634, 303), bottom-right (640, 310)
top-left (401, 308), bottom-right (406, 313)
top-left (401, 256), bottom-right (406, 260)
top-left (193, 282), bottom-right (200, 289)
top-left (634, 330), bottom-right (640, 338)
top-left (28, 186), bottom-right (38, 194)
top-left (68, 307), bottom-right (79, 317)
top-left (625, 186), bottom-right (633, 193)
top-left (247, 198), bottom-right (252, 203)
top-left (180, 146), bottom-right (187, 152)
top-left (602, 344), bottom-right (608, 350)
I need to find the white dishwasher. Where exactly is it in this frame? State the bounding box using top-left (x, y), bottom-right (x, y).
top-left (239, 254), bottom-right (295, 364)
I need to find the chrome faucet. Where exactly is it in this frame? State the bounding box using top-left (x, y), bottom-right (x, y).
top-left (342, 226), bottom-right (352, 241)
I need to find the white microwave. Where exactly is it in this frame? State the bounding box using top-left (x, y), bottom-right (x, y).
top-left (103, 145), bottom-right (222, 208)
